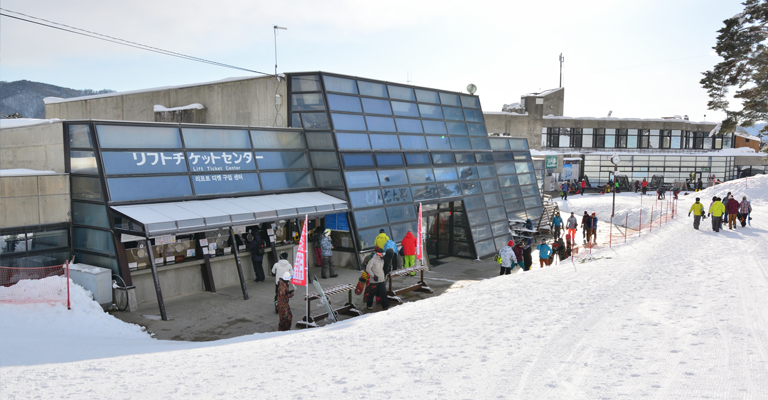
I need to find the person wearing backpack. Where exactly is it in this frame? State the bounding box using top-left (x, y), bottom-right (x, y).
top-left (552, 212), bottom-right (564, 239)
top-left (248, 230), bottom-right (267, 282)
top-left (738, 196), bottom-right (752, 228)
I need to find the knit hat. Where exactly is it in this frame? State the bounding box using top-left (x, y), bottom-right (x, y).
top-left (324, 229), bottom-right (331, 236)
top-left (379, 228), bottom-right (386, 233)
top-left (281, 271), bottom-right (292, 280)
top-left (507, 240), bottom-right (515, 246)
top-left (695, 197), bottom-right (700, 201)
top-left (592, 212), bottom-right (596, 216)
top-left (517, 241), bottom-right (523, 246)
top-left (279, 251), bottom-right (289, 260)
top-left (540, 238), bottom-right (546, 243)
top-left (743, 196), bottom-right (747, 200)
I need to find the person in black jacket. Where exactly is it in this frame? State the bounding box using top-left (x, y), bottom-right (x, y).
top-left (248, 232), bottom-right (266, 282)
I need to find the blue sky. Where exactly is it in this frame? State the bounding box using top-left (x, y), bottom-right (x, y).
top-left (0, 0), bottom-right (747, 122)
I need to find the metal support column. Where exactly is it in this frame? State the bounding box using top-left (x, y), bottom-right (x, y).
top-left (144, 239), bottom-right (167, 321)
top-left (230, 227), bottom-right (249, 300)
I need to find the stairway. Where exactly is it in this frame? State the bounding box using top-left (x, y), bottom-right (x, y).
top-left (538, 194), bottom-right (560, 235)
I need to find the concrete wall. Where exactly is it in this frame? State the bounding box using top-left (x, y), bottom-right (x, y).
top-left (484, 113), bottom-right (541, 149)
top-left (45, 76), bottom-right (288, 128)
top-left (0, 174), bottom-right (70, 229)
top-left (0, 122), bottom-right (65, 173)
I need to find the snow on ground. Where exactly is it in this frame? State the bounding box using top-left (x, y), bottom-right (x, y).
top-left (1, 176), bottom-right (767, 399)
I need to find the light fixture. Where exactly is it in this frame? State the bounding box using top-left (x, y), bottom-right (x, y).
top-left (466, 84), bottom-right (477, 94)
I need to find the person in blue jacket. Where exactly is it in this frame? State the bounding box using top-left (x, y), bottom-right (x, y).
top-left (536, 238), bottom-right (552, 268)
top-left (589, 213), bottom-right (598, 243)
top-left (551, 213), bottom-right (564, 238)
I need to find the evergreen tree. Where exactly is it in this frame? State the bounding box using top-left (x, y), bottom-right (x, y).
top-left (701, 0), bottom-right (768, 134)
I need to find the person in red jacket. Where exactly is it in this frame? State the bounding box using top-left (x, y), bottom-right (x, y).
top-left (641, 178), bottom-right (648, 195)
top-left (725, 195), bottom-right (740, 229)
top-left (580, 179), bottom-right (586, 195)
top-left (401, 231), bottom-right (417, 268)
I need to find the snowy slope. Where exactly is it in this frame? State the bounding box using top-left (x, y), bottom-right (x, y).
top-left (1, 176), bottom-right (767, 399)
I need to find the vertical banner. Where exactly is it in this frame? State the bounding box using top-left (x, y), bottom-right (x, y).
top-left (291, 216), bottom-right (308, 286)
top-left (416, 203), bottom-right (423, 260)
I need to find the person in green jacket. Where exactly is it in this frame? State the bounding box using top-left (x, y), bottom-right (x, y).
top-left (374, 229), bottom-right (389, 251)
top-left (688, 197), bottom-right (705, 230)
top-left (707, 196), bottom-right (725, 232)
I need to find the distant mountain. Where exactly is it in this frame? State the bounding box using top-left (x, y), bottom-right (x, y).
top-left (0, 80), bottom-right (115, 119)
top-left (737, 123), bottom-right (767, 142)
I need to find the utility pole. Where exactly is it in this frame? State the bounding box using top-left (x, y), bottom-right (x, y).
top-left (559, 53), bottom-right (564, 87)
top-left (273, 25), bottom-right (287, 76)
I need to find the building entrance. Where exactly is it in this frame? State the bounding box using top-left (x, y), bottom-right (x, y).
top-left (425, 202), bottom-right (474, 263)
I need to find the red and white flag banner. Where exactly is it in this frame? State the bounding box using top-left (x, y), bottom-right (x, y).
top-left (291, 216), bottom-right (308, 286)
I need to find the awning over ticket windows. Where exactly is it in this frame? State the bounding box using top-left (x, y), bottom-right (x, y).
top-left (111, 191), bottom-right (348, 237)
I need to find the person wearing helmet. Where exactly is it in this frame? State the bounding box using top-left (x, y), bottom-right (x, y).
top-left (272, 252), bottom-right (294, 314)
top-left (537, 238), bottom-right (552, 268)
top-left (276, 271), bottom-right (295, 331)
top-left (320, 229), bottom-right (337, 279)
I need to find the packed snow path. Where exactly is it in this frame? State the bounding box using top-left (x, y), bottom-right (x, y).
top-left (1, 176), bottom-right (767, 399)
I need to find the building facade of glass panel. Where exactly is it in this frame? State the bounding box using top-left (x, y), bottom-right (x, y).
top-left (288, 72), bottom-right (540, 258)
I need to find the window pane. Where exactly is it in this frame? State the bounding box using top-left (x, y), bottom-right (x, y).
top-left (386, 204), bottom-right (416, 224)
top-left (382, 186), bottom-right (412, 204)
top-left (291, 75), bottom-right (321, 92)
top-left (496, 162), bottom-right (516, 175)
top-left (28, 229), bottom-right (69, 250)
top-left (336, 133), bottom-right (370, 150)
top-left (472, 224), bottom-right (492, 241)
top-left (455, 153), bottom-right (474, 164)
top-left (72, 201), bottom-right (109, 228)
top-left (461, 95), bottom-right (480, 109)
top-left (468, 123), bottom-right (487, 136)
top-left (391, 101), bottom-right (419, 117)
top-left (510, 139), bottom-right (528, 150)
top-left (426, 136), bottom-right (451, 150)
top-left (388, 85), bottom-right (415, 101)
top-left (407, 168), bottom-right (435, 184)
top-left (481, 179), bottom-right (500, 193)
top-left (260, 171), bottom-right (313, 191)
top-left (423, 120), bottom-right (447, 135)
top-left (443, 107), bottom-right (464, 121)
top-left (391, 221), bottom-right (418, 242)
top-left (255, 151), bottom-right (309, 170)
top-left (395, 118), bottom-right (423, 133)
top-left (438, 183), bottom-right (461, 198)
top-left (354, 208), bottom-right (387, 228)
top-left (108, 176), bottom-right (192, 202)
top-left (478, 165), bottom-right (496, 178)
top-left (310, 151), bottom-right (339, 169)
top-left (434, 167), bottom-right (458, 181)
top-left (70, 151), bottom-right (98, 174)
top-left (305, 132), bottom-right (335, 149)
top-left (349, 189), bottom-right (383, 208)
top-left (447, 122), bottom-right (468, 135)
top-left (378, 170), bottom-right (408, 186)
top-left (193, 173), bottom-right (261, 195)
top-left (505, 198), bottom-right (524, 211)
top-left (490, 138), bottom-right (511, 150)
top-left (345, 170), bottom-right (379, 188)
top-left (467, 209), bottom-right (490, 225)
top-left (461, 180), bottom-right (481, 195)
top-left (418, 104), bottom-right (443, 119)
top-left (323, 75), bottom-right (358, 94)
top-left (375, 153), bottom-right (403, 166)
top-left (369, 134), bottom-right (400, 149)
top-left (103, 151), bottom-right (189, 175)
top-left (484, 193), bottom-right (503, 207)
top-left (342, 153), bottom-right (374, 168)
top-left (502, 186), bottom-right (523, 200)
top-left (327, 94), bottom-right (362, 112)
top-left (405, 153), bottom-right (430, 165)
top-left (301, 113), bottom-right (330, 130)
top-left (524, 196), bottom-right (542, 208)
top-left (458, 166), bottom-right (478, 180)
top-left (464, 109), bottom-right (483, 122)
top-left (366, 116), bottom-right (397, 132)
top-left (71, 176), bottom-right (103, 201)
top-left (431, 153), bottom-right (454, 165)
top-left (358, 227), bottom-right (390, 249)
top-left (415, 89), bottom-right (439, 103)
top-left (361, 98), bottom-right (392, 115)
top-left (493, 152), bottom-right (513, 162)
top-left (251, 130), bottom-right (305, 149)
top-left (314, 170), bottom-right (343, 187)
top-left (399, 135), bottom-right (427, 150)
top-left (514, 162), bottom-right (533, 173)
top-left (69, 124), bottom-right (92, 148)
top-left (520, 184), bottom-right (539, 196)
top-left (487, 207), bottom-right (506, 222)
top-left (440, 93), bottom-right (461, 106)
top-left (463, 195), bottom-right (485, 210)
top-left (332, 113), bottom-right (367, 131)
top-left (475, 153), bottom-right (493, 163)
top-left (450, 136), bottom-right (471, 150)
top-left (358, 81), bottom-right (387, 97)
top-left (96, 125), bottom-right (181, 148)
top-left (182, 128), bottom-right (250, 149)
top-left (73, 227), bottom-right (115, 256)
top-left (470, 138), bottom-right (490, 150)
top-left (498, 175), bottom-right (519, 187)
top-left (412, 185), bottom-right (438, 201)
top-left (291, 93), bottom-right (326, 111)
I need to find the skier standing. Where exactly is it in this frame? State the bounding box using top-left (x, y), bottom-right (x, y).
top-left (590, 213), bottom-right (598, 243)
top-left (552, 212), bottom-right (564, 239)
top-left (497, 240), bottom-right (517, 275)
top-left (688, 197), bottom-right (704, 230)
top-left (566, 212), bottom-right (578, 244)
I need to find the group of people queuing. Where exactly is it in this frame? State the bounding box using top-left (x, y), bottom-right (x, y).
top-left (688, 192), bottom-right (753, 232)
top-left (359, 229), bottom-right (418, 311)
top-left (633, 178), bottom-right (649, 195)
top-left (554, 211), bottom-right (598, 245)
top-left (558, 179), bottom-right (588, 200)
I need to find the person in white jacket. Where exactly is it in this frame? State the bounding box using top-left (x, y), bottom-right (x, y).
top-left (365, 249), bottom-right (389, 311)
top-left (271, 252), bottom-right (293, 314)
top-left (498, 240), bottom-right (517, 275)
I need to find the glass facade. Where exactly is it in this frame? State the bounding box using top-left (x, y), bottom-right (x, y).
top-left (288, 72), bottom-right (541, 257)
top-left (542, 127), bottom-right (733, 151)
top-left (582, 155), bottom-right (734, 185)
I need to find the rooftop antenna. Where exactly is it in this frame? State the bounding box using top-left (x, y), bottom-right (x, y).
top-left (559, 53), bottom-right (564, 87)
top-left (273, 25), bottom-right (287, 76)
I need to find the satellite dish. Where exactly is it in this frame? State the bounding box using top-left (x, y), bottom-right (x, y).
top-left (466, 84), bottom-right (477, 94)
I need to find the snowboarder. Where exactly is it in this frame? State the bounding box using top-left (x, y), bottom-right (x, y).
top-left (738, 196), bottom-right (752, 228)
top-left (497, 240), bottom-right (517, 275)
top-left (271, 252), bottom-right (294, 313)
top-left (590, 213), bottom-right (598, 243)
top-left (580, 211), bottom-right (591, 241)
top-left (566, 212), bottom-right (578, 242)
top-left (537, 239), bottom-right (553, 268)
top-left (248, 230), bottom-right (267, 282)
top-left (726, 195), bottom-right (740, 230)
top-left (365, 249), bottom-right (389, 311)
top-left (707, 196), bottom-right (725, 232)
top-left (276, 271), bottom-right (295, 331)
top-left (320, 229), bottom-right (337, 279)
top-left (688, 197), bottom-right (704, 230)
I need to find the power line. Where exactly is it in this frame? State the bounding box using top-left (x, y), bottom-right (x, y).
top-left (0, 8), bottom-right (272, 76)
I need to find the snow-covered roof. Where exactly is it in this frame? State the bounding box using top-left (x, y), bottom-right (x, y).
top-left (0, 118), bottom-right (62, 129)
top-left (484, 111), bottom-right (529, 116)
top-left (43, 76), bottom-right (269, 105)
top-left (153, 103), bottom-right (205, 112)
top-left (543, 115), bottom-right (715, 124)
top-left (522, 87), bottom-right (562, 97)
top-left (735, 132), bottom-right (761, 141)
top-left (535, 147), bottom-right (763, 158)
top-left (0, 169), bottom-right (60, 177)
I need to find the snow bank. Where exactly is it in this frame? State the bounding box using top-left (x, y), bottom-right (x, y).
top-left (0, 118), bottom-right (61, 129)
top-left (153, 103), bottom-right (205, 112)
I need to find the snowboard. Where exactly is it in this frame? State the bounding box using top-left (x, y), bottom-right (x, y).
top-left (578, 256), bottom-right (612, 264)
top-left (355, 271), bottom-right (369, 295)
top-left (312, 275), bottom-right (337, 323)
